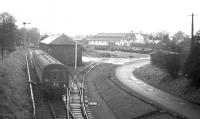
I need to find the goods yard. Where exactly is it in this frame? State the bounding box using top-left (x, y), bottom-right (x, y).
top-left (23, 48), bottom-right (200, 119)
top-left (26, 49), bottom-right (99, 119)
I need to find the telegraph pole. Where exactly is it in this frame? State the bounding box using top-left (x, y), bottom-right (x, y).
top-left (189, 13), bottom-right (197, 46)
top-left (1, 15), bottom-right (5, 60)
top-left (191, 13), bottom-right (194, 43)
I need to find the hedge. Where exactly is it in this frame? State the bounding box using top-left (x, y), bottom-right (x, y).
top-left (150, 49), bottom-right (181, 79)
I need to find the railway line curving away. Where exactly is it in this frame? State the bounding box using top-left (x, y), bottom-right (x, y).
top-left (66, 62), bottom-right (99, 119)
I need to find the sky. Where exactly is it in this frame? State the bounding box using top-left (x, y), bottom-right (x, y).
top-left (0, 0), bottom-right (200, 36)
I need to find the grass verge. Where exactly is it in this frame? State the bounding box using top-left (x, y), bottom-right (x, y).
top-left (0, 49), bottom-right (31, 119)
top-left (133, 64), bottom-right (200, 104)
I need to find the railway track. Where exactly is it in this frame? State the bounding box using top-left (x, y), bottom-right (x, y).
top-left (67, 62), bottom-right (99, 119)
top-left (27, 50), bottom-right (70, 119)
top-left (27, 49), bottom-right (101, 119)
top-left (42, 93), bottom-right (68, 119)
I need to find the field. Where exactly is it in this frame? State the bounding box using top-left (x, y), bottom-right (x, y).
top-left (0, 49), bottom-right (31, 119)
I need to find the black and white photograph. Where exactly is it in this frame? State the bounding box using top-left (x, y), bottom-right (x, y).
top-left (0, 0), bottom-right (200, 119)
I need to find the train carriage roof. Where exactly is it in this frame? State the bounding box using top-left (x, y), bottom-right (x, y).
top-left (33, 50), bottom-right (67, 71)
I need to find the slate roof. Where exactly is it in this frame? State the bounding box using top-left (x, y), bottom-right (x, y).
top-left (40, 34), bottom-right (77, 45)
top-left (87, 33), bottom-right (126, 41)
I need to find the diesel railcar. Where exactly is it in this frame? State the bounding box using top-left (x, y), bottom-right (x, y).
top-left (32, 50), bottom-right (69, 96)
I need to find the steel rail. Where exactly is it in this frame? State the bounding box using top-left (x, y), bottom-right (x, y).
top-left (47, 99), bottom-right (57, 119)
top-left (68, 62), bottom-right (97, 119)
top-left (79, 62), bottom-right (100, 119)
top-left (68, 62), bottom-right (96, 101)
top-left (81, 63), bottom-right (100, 118)
top-left (26, 51), bottom-right (37, 119)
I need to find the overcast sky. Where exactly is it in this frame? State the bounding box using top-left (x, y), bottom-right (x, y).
top-left (0, 0), bottom-right (200, 36)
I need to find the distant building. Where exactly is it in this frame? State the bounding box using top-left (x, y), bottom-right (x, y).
top-left (87, 32), bottom-right (147, 48)
top-left (87, 33), bottom-right (124, 47)
top-left (39, 34), bottom-right (82, 66)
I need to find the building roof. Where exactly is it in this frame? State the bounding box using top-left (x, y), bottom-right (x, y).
top-left (96, 33), bottom-right (126, 37)
top-left (87, 33), bottom-right (126, 42)
top-left (40, 34), bottom-right (77, 45)
top-left (87, 32), bottom-right (148, 43)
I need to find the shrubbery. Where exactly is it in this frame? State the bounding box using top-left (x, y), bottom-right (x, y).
top-left (184, 36), bottom-right (200, 87)
top-left (150, 31), bottom-right (191, 80)
top-left (150, 50), bottom-right (181, 79)
top-left (0, 49), bottom-right (31, 119)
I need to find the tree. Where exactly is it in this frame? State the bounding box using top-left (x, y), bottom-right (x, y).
top-left (184, 31), bottom-right (200, 88)
top-left (27, 27), bottom-right (40, 45)
top-left (14, 27), bottom-right (41, 47)
top-left (157, 34), bottom-right (171, 50)
top-left (195, 29), bottom-right (200, 36)
top-left (14, 27), bottom-right (26, 46)
top-left (0, 12), bottom-right (16, 59)
top-left (173, 31), bottom-right (186, 41)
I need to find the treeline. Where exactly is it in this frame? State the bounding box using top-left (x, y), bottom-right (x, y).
top-left (184, 36), bottom-right (200, 87)
top-left (150, 31), bottom-right (190, 78)
top-left (0, 12), bottom-right (40, 59)
top-left (150, 30), bottom-right (200, 88)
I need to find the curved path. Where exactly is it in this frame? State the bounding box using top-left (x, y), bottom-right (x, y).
top-left (116, 58), bottom-right (200, 119)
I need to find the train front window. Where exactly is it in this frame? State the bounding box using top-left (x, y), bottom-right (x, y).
top-left (44, 70), bottom-right (68, 83)
top-left (44, 71), bottom-right (51, 82)
top-left (58, 71), bottom-right (68, 81)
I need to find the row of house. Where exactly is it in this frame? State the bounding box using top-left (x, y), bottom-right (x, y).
top-left (86, 32), bottom-right (152, 48)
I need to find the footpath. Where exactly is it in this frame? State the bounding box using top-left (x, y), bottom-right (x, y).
top-left (116, 59), bottom-right (200, 119)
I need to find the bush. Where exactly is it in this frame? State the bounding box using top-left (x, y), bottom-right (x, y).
top-left (150, 50), bottom-right (181, 79)
top-left (0, 49), bottom-right (31, 119)
top-left (184, 37), bottom-right (200, 87)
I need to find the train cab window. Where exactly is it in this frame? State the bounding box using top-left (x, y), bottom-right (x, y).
top-left (58, 71), bottom-right (67, 81)
top-left (52, 72), bottom-right (59, 81)
top-left (53, 82), bottom-right (59, 87)
top-left (44, 71), bottom-right (52, 82)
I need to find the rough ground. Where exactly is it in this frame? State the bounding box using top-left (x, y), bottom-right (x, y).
top-left (84, 50), bottom-right (180, 119)
top-left (0, 49), bottom-right (31, 119)
top-left (94, 64), bottom-right (157, 119)
top-left (133, 64), bottom-right (200, 104)
top-left (86, 63), bottom-right (180, 119)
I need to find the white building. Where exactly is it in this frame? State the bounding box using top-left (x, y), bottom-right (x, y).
top-left (87, 32), bottom-right (147, 48)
